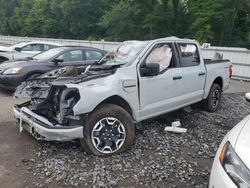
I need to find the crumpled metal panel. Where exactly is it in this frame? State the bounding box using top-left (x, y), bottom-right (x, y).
top-left (14, 78), bottom-right (55, 99)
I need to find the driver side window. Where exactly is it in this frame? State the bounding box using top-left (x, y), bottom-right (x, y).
top-left (145, 44), bottom-right (173, 72)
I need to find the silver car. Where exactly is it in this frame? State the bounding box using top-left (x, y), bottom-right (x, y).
top-left (0, 41), bottom-right (62, 63)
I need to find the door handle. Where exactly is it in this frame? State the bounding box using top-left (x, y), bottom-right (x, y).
top-left (173, 76), bottom-right (182, 80)
top-left (199, 72), bottom-right (206, 76)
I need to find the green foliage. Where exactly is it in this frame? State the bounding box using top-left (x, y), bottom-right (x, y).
top-left (101, 1), bottom-right (142, 41)
top-left (188, 0), bottom-right (250, 47)
top-left (0, 0), bottom-right (248, 48)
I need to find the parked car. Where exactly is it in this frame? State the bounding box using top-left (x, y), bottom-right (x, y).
top-left (0, 41), bottom-right (62, 63)
top-left (0, 46), bottom-right (106, 90)
top-left (14, 37), bottom-right (232, 156)
top-left (209, 93), bottom-right (250, 188)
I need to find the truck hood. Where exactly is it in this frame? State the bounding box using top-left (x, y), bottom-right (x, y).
top-left (14, 67), bottom-right (116, 99)
top-left (234, 118), bottom-right (250, 169)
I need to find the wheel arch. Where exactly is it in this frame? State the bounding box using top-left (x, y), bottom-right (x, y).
top-left (94, 95), bottom-right (133, 117)
top-left (203, 76), bottom-right (224, 100)
top-left (213, 77), bottom-right (223, 89)
top-left (24, 71), bottom-right (44, 80)
top-left (0, 56), bottom-right (9, 63)
top-left (202, 78), bottom-right (223, 112)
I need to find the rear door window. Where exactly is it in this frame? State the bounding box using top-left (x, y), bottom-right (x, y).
top-left (85, 50), bottom-right (104, 61)
top-left (21, 44), bottom-right (44, 52)
top-left (57, 50), bottom-right (83, 62)
top-left (178, 43), bottom-right (200, 67)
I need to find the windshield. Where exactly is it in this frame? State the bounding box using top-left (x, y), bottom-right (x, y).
top-left (100, 41), bottom-right (148, 66)
top-left (32, 47), bottom-right (66, 61)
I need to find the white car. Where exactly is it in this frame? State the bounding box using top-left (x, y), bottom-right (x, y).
top-left (209, 93), bottom-right (250, 188)
top-left (0, 41), bottom-right (62, 63)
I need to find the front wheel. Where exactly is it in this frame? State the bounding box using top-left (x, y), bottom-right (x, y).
top-left (202, 83), bottom-right (222, 112)
top-left (80, 104), bottom-right (135, 156)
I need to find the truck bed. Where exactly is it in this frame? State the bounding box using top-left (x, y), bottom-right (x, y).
top-left (204, 59), bottom-right (230, 64)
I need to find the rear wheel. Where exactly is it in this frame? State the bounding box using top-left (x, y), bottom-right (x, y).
top-left (202, 83), bottom-right (222, 112)
top-left (80, 104), bottom-right (135, 156)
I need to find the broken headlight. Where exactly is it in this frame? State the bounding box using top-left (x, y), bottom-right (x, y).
top-left (54, 88), bottom-right (80, 124)
top-left (219, 141), bottom-right (250, 187)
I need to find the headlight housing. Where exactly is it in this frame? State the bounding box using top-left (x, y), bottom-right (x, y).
top-left (2, 67), bottom-right (22, 75)
top-left (219, 141), bottom-right (250, 187)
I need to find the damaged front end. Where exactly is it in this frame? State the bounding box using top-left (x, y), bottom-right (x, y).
top-left (13, 68), bottom-right (114, 141)
top-left (14, 82), bottom-right (85, 141)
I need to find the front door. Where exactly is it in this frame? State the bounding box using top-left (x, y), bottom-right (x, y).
top-left (138, 43), bottom-right (182, 120)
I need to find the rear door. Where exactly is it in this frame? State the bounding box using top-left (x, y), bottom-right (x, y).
top-left (176, 42), bottom-right (206, 105)
top-left (138, 42), bottom-right (182, 120)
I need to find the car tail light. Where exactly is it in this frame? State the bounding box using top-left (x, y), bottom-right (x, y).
top-left (229, 65), bottom-right (233, 78)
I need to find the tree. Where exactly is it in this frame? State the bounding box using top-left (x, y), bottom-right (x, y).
top-left (0, 0), bottom-right (20, 35)
top-left (21, 0), bottom-right (56, 37)
top-left (100, 0), bottom-right (188, 41)
top-left (0, 0), bottom-right (248, 48)
top-left (101, 1), bottom-right (143, 41)
top-left (187, 0), bottom-right (250, 47)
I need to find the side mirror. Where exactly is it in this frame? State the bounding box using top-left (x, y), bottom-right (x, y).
top-left (245, 93), bottom-right (250, 102)
top-left (140, 63), bottom-right (160, 77)
top-left (14, 47), bottom-right (21, 52)
top-left (52, 58), bottom-right (64, 65)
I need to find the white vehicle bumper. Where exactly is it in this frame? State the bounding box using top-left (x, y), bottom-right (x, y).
top-left (209, 157), bottom-right (237, 188)
top-left (13, 106), bottom-right (83, 141)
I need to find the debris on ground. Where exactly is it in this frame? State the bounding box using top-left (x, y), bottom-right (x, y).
top-left (165, 120), bottom-right (187, 133)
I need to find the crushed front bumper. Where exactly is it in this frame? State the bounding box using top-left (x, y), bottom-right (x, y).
top-left (13, 105), bottom-right (83, 141)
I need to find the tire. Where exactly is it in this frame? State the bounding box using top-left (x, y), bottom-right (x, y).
top-left (80, 104), bottom-right (135, 156)
top-left (26, 73), bottom-right (41, 80)
top-left (0, 56), bottom-right (9, 64)
top-left (202, 83), bottom-right (222, 112)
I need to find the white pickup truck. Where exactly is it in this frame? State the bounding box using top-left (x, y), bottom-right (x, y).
top-left (14, 37), bottom-right (232, 156)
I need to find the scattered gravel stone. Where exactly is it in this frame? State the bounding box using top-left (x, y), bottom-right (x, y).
top-left (25, 94), bottom-right (250, 187)
top-left (109, 180), bottom-right (118, 187)
top-left (80, 162), bottom-right (87, 168)
top-left (30, 158), bottom-right (36, 163)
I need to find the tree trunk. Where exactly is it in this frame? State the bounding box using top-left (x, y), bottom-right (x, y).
top-left (172, 0), bottom-right (179, 17)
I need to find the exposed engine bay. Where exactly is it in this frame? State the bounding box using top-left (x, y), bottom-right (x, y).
top-left (14, 65), bottom-right (116, 126)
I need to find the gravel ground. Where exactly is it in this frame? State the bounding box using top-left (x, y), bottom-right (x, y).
top-left (14, 94), bottom-right (250, 188)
